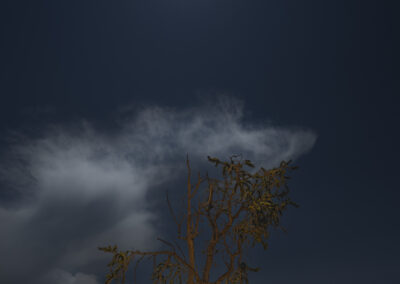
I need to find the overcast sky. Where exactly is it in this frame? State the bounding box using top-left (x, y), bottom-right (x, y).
top-left (0, 1), bottom-right (398, 283)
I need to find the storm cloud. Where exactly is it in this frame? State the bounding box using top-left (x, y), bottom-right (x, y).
top-left (0, 97), bottom-right (316, 283)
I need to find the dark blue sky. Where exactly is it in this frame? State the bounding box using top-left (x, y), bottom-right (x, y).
top-left (0, 0), bottom-right (398, 283)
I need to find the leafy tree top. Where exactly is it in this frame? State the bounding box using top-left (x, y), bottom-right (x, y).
top-left (99, 155), bottom-right (298, 284)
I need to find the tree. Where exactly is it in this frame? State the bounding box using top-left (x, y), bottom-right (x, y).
top-left (99, 155), bottom-right (298, 284)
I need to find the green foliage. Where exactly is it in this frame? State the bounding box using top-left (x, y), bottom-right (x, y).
top-left (99, 155), bottom-right (298, 284)
top-left (99, 245), bottom-right (132, 284)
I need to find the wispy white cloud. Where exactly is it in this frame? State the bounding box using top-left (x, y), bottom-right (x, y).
top-left (41, 269), bottom-right (99, 284)
top-left (0, 96), bottom-right (317, 283)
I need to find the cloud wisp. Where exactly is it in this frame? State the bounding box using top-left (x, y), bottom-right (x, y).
top-left (0, 97), bottom-right (316, 283)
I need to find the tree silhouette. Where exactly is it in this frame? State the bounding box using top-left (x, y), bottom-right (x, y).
top-left (99, 155), bottom-right (298, 284)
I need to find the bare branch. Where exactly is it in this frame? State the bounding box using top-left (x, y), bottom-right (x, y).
top-left (166, 190), bottom-right (182, 236)
top-left (157, 237), bottom-right (176, 253)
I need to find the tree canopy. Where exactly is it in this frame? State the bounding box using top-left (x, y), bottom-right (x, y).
top-left (99, 155), bottom-right (298, 284)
